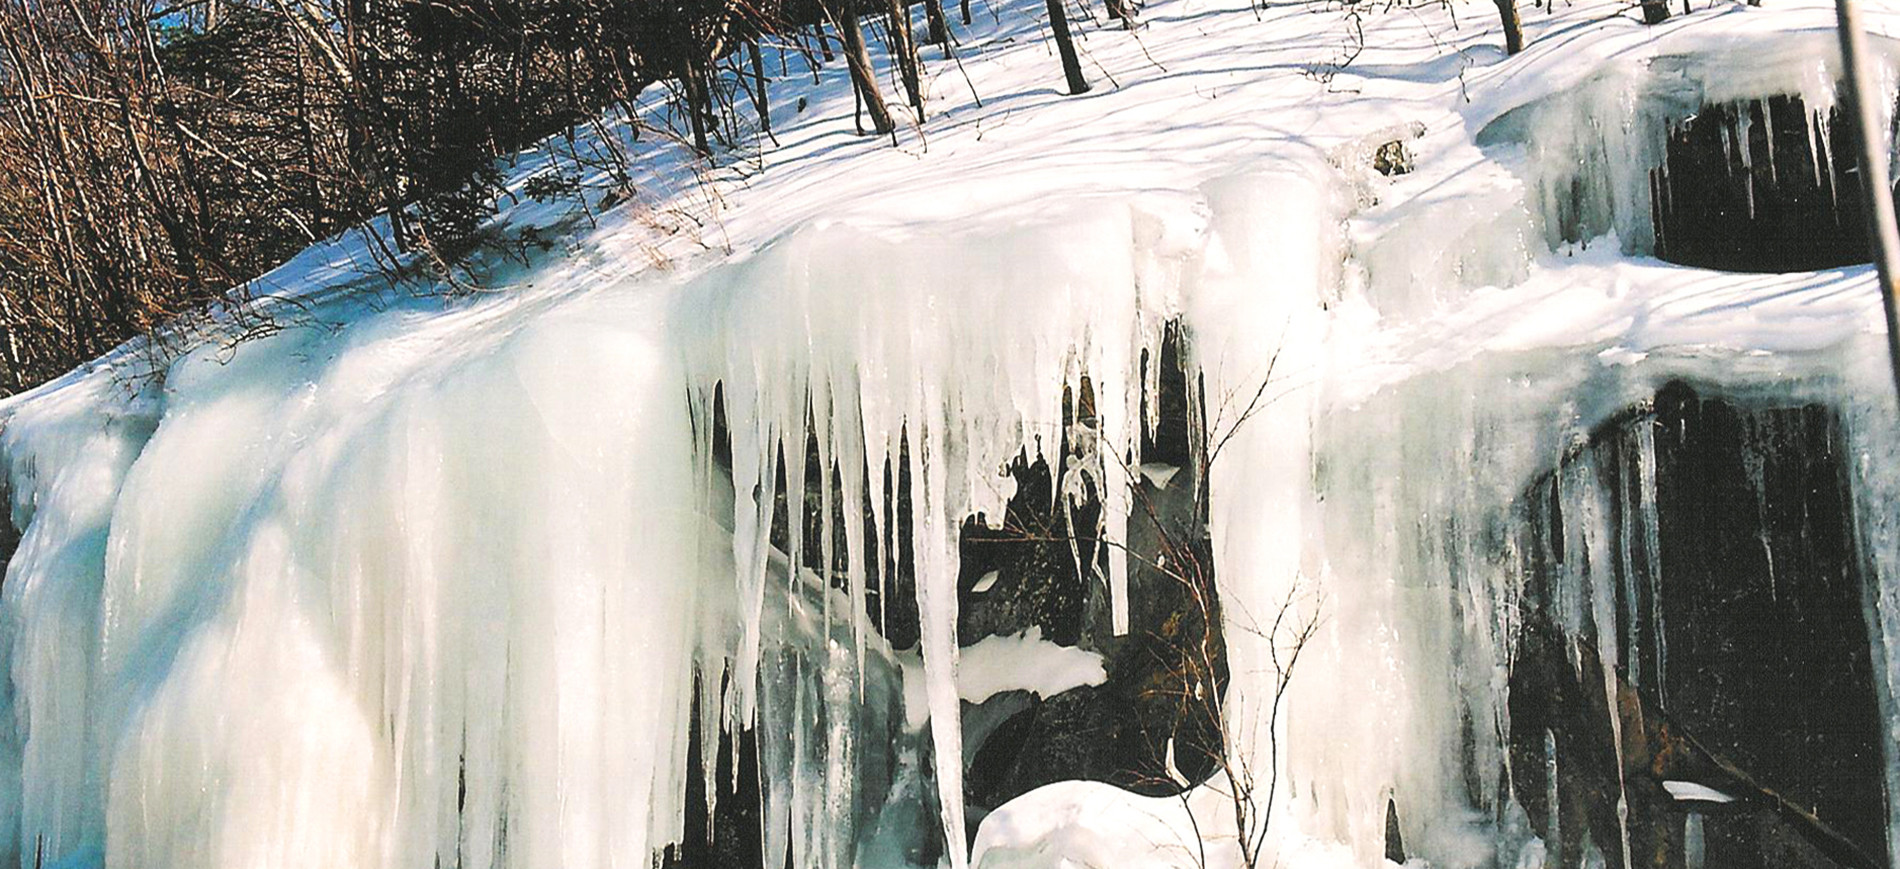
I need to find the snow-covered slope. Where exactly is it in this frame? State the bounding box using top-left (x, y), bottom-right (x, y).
top-left (4, 0), bottom-right (1900, 867)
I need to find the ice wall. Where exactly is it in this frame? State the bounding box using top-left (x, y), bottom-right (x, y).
top-left (1476, 31), bottom-right (1900, 258)
top-left (6, 32), bottom-right (1900, 869)
top-left (0, 293), bottom-right (723, 869)
top-left (0, 173), bottom-right (1254, 868)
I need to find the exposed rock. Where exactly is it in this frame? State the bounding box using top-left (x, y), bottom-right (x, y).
top-left (1650, 95), bottom-right (1894, 272)
top-left (1373, 140), bottom-right (1414, 176)
top-left (1510, 381), bottom-right (1887, 869)
top-left (1384, 798), bottom-right (1406, 865)
top-left (957, 326), bottom-right (1228, 810)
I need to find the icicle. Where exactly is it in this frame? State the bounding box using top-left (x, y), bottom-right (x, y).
top-left (699, 669), bottom-right (723, 838)
top-left (762, 653), bottom-right (796, 869)
top-left (1684, 813), bottom-right (1706, 869)
top-left (1819, 107), bottom-right (1840, 208)
top-left (836, 373), bottom-right (872, 695)
top-left (813, 374), bottom-right (836, 632)
top-left (1809, 104), bottom-right (1828, 189)
top-left (1762, 98), bottom-right (1779, 187)
top-left (786, 388), bottom-right (811, 599)
top-left (1635, 420), bottom-right (1665, 705)
top-left (822, 639), bottom-right (856, 869)
top-left (875, 429), bottom-right (895, 638)
top-left (910, 408), bottom-right (969, 869)
top-left (1616, 447), bottom-right (1643, 682)
top-left (1735, 107), bottom-right (1756, 220)
top-left (1719, 119), bottom-right (1735, 179)
top-left (734, 410), bottom-right (782, 722)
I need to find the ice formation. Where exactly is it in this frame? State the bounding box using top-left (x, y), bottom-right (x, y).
top-left (3, 3), bottom-right (1900, 869)
top-left (1475, 29), bottom-right (1900, 259)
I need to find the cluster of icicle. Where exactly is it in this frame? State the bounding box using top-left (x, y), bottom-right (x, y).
top-left (0, 158), bottom-right (1346, 869)
top-left (675, 202), bottom-right (1195, 867)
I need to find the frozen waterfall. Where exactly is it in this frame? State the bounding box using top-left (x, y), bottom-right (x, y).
top-left (5, 13), bottom-right (1900, 869)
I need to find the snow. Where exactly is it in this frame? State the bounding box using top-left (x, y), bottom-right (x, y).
top-left (969, 777), bottom-right (1249, 869)
top-left (1139, 462), bottom-right (1182, 489)
top-left (1662, 781), bottom-right (1739, 804)
top-left (0, 0), bottom-right (1899, 866)
top-left (901, 626), bottom-right (1107, 723)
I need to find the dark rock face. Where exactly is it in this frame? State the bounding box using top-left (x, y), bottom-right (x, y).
top-left (1510, 381), bottom-right (1889, 869)
top-left (665, 674), bottom-right (766, 869)
top-left (1385, 798), bottom-right (1407, 865)
top-left (1649, 94), bottom-right (1893, 272)
top-left (956, 452), bottom-right (1088, 648)
top-left (1648, 383), bottom-right (1886, 866)
top-left (957, 326), bottom-right (1228, 809)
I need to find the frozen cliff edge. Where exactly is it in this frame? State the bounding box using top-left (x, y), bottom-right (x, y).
top-left (6, 3), bottom-right (1900, 869)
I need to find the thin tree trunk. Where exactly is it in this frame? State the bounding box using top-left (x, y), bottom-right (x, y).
top-left (1494, 0), bottom-right (1523, 54)
top-left (961, 0), bottom-right (972, 25)
top-left (884, 0), bottom-right (924, 114)
top-left (1047, 0), bottom-right (1089, 95)
top-left (835, 3), bottom-right (894, 134)
top-left (747, 40), bottom-right (772, 134)
top-left (683, 57), bottom-right (713, 156)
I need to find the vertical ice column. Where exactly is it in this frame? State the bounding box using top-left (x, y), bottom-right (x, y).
top-left (1188, 164), bottom-right (1344, 859)
top-left (1842, 365), bottom-right (1900, 869)
top-left (0, 385), bottom-right (158, 868)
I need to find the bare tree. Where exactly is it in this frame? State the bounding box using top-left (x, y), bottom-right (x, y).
top-left (1495, 0), bottom-right (1523, 54)
top-left (746, 40), bottom-right (774, 136)
top-left (884, 0), bottom-right (926, 115)
top-left (831, 0), bottom-right (897, 134)
top-left (1046, 0), bottom-right (1090, 95)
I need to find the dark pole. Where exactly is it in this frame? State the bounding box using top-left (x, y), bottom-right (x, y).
top-left (1835, 0), bottom-right (1900, 405)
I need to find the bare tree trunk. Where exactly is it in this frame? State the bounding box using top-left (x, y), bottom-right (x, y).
top-left (834, 2), bottom-right (894, 135)
top-left (923, 0), bottom-right (950, 44)
top-left (1046, 0), bottom-right (1089, 95)
top-left (683, 56), bottom-right (713, 156)
top-left (961, 0), bottom-right (972, 25)
top-left (1105, 0), bottom-right (1134, 29)
top-left (1639, 0), bottom-right (1670, 24)
top-left (884, 0), bottom-right (924, 114)
top-left (1494, 0), bottom-right (1523, 54)
top-left (747, 40), bottom-right (772, 135)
